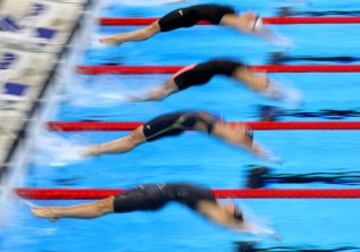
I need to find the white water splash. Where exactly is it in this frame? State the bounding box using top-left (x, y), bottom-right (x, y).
top-left (276, 77), bottom-right (303, 108)
top-left (0, 186), bottom-right (18, 228)
top-left (237, 202), bottom-right (280, 240)
top-left (22, 199), bottom-right (39, 208)
top-left (90, 34), bottom-right (109, 49)
top-left (260, 145), bottom-right (283, 165)
top-left (266, 76), bottom-right (303, 109)
top-left (32, 132), bottom-right (88, 167)
top-left (270, 35), bottom-right (294, 49)
top-left (64, 78), bottom-right (139, 107)
top-left (64, 76), bottom-right (162, 107)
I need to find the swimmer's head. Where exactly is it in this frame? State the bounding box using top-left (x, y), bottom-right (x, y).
top-left (233, 206), bottom-right (244, 222)
top-left (223, 203), bottom-right (244, 223)
top-left (244, 128), bottom-right (254, 145)
top-left (252, 16), bottom-right (263, 32)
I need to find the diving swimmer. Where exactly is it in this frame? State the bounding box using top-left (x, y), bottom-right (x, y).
top-left (128, 59), bottom-right (287, 102)
top-left (100, 4), bottom-right (289, 46)
top-left (31, 182), bottom-right (278, 238)
top-left (80, 111), bottom-right (277, 161)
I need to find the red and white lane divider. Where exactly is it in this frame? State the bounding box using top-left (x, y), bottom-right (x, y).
top-left (16, 188), bottom-right (360, 199)
top-left (99, 16), bottom-right (360, 26)
top-left (47, 121), bottom-right (360, 132)
top-left (76, 65), bottom-right (360, 75)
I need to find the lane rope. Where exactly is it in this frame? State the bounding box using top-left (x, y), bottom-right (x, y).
top-left (15, 188), bottom-right (360, 199)
top-left (99, 16), bottom-right (360, 26)
top-left (76, 65), bottom-right (360, 75)
top-left (47, 121), bottom-right (360, 131)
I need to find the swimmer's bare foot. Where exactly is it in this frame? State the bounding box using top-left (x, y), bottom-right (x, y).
top-left (32, 207), bottom-right (58, 222)
top-left (99, 37), bottom-right (122, 46)
top-left (80, 146), bottom-right (99, 157)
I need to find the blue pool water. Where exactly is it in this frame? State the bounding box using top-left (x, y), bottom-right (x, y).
top-left (3, 0), bottom-right (360, 251)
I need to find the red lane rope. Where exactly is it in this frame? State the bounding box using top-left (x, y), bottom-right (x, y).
top-left (15, 188), bottom-right (360, 199)
top-left (76, 65), bottom-right (360, 75)
top-left (99, 16), bottom-right (360, 26)
top-left (48, 121), bottom-right (143, 131)
top-left (47, 121), bottom-right (360, 132)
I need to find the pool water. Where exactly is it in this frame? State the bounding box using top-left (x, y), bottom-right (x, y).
top-left (3, 0), bottom-right (360, 251)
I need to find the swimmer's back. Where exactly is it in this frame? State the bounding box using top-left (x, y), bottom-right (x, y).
top-left (184, 4), bottom-right (235, 24)
top-left (113, 183), bottom-right (216, 213)
top-left (174, 59), bottom-right (243, 90)
top-left (163, 183), bottom-right (216, 209)
top-left (158, 4), bottom-right (235, 32)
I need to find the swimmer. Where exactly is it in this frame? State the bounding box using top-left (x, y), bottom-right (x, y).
top-left (81, 111), bottom-right (276, 161)
top-left (31, 182), bottom-right (276, 237)
top-left (100, 4), bottom-right (289, 46)
top-left (128, 59), bottom-right (286, 102)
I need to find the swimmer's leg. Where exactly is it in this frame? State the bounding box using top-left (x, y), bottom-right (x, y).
top-left (128, 79), bottom-right (178, 102)
top-left (99, 21), bottom-right (161, 45)
top-left (32, 197), bottom-right (115, 220)
top-left (81, 126), bottom-right (146, 157)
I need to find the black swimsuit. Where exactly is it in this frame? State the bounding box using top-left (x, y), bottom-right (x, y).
top-left (113, 183), bottom-right (216, 213)
top-left (158, 4), bottom-right (236, 32)
top-left (174, 59), bottom-right (244, 91)
top-left (142, 111), bottom-right (220, 142)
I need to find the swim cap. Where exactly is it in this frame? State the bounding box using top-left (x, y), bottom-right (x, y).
top-left (253, 16), bottom-right (263, 31)
top-left (245, 129), bottom-right (254, 142)
top-left (233, 206), bottom-right (244, 222)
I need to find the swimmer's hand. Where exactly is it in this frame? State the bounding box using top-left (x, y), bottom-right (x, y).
top-left (237, 221), bottom-right (281, 240)
top-left (266, 78), bottom-right (303, 108)
top-left (261, 150), bottom-right (282, 164)
top-left (252, 144), bottom-right (283, 164)
top-left (264, 80), bottom-right (286, 100)
top-left (267, 35), bottom-right (293, 48)
top-left (252, 19), bottom-right (293, 48)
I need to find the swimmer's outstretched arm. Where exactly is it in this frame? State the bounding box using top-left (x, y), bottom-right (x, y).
top-left (232, 67), bottom-right (284, 100)
top-left (196, 201), bottom-right (242, 230)
top-left (221, 12), bottom-right (292, 46)
top-left (211, 122), bottom-right (278, 161)
top-left (31, 197), bottom-right (115, 220)
top-left (252, 24), bottom-right (290, 45)
top-left (197, 201), bottom-right (280, 239)
top-left (248, 142), bottom-right (279, 162)
top-left (81, 127), bottom-right (146, 157)
top-left (99, 22), bottom-right (160, 45)
top-left (128, 79), bottom-right (178, 102)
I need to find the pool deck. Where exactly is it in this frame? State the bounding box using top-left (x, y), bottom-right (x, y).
top-left (0, 0), bottom-right (90, 176)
